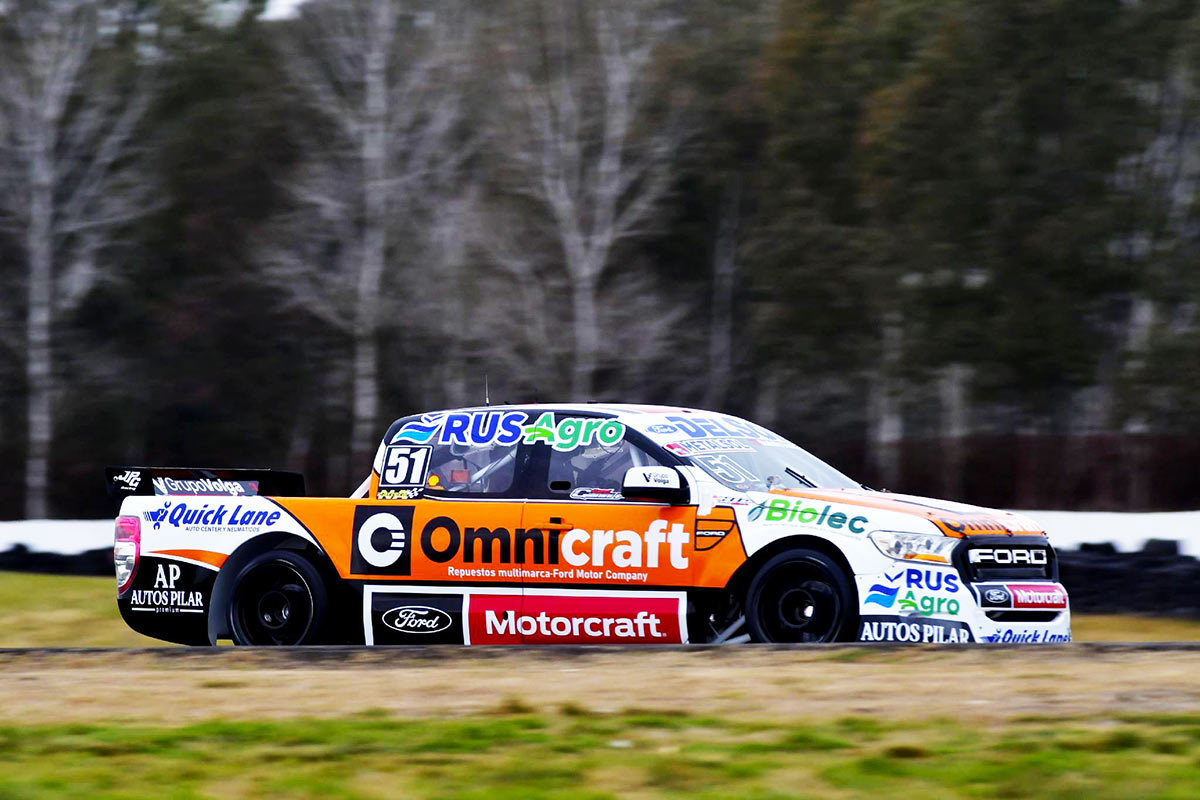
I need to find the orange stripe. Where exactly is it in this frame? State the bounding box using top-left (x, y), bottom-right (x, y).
top-left (152, 549), bottom-right (228, 569)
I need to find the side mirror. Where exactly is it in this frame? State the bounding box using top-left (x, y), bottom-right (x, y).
top-left (622, 466), bottom-right (689, 505)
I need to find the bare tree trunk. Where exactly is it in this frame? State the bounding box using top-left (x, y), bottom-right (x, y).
top-left (1122, 296), bottom-right (1156, 509)
top-left (570, 270), bottom-right (600, 399)
top-left (869, 312), bottom-right (904, 489)
top-left (939, 363), bottom-right (970, 501)
top-left (24, 143), bottom-right (55, 519)
top-left (349, 0), bottom-right (394, 468)
top-left (704, 179), bottom-right (740, 411)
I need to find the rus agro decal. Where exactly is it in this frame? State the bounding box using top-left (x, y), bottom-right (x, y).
top-left (392, 411), bottom-right (625, 452)
top-left (864, 568), bottom-right (962, 615)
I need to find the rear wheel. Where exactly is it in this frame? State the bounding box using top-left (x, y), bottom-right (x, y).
top-left (228, 550), bottom-right (327, 646)
top-left (745, 549), bottom-right (854, 643)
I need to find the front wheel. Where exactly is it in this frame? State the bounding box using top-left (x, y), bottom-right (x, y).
top-left (745, 549), bottom-right (855, 643)
top-left (228, 550), bottom-right (327, 646)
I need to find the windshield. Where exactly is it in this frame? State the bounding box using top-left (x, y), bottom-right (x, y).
top-left (636, 414), bottom-right (860, 493)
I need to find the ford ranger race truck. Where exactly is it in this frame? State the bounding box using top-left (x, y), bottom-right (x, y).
top-left (107, 405), bottom-right (1071, 646)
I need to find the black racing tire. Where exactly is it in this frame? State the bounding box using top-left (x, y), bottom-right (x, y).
top-left (228, 550), bottom-right (327, 646)
top-left (745, 549), bottom-right (855, 643)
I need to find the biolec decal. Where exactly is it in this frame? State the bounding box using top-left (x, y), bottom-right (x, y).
top-left (392, 411), bottom-right (625, 452)
top-left (748, 499), bottom-right (868, 533)
top-left (140, 501), bottom-right (280, 532)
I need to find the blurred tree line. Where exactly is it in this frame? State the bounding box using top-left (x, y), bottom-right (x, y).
top-left (1, 0), bottom-right (1199, 519)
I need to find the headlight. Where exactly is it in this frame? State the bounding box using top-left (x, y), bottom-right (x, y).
top-left (868, 530), bottom-right (957, 564)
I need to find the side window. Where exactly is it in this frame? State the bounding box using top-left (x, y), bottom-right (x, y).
top-left (548, 438), bottom-right (665, 499)
top-left (424, 441), bottom-right (518, 496)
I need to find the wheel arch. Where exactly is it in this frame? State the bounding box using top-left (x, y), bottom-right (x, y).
top-left (207, 532), bottom-right (340, 644)
top-left (725, 534), bottom-right (860, 612)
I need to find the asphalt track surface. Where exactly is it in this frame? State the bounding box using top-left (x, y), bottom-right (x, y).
top-left (0, 643), bottom-right (1197, 725)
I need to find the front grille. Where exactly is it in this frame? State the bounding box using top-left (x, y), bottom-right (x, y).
top-left (954, 536), bottom-right (1057, 583)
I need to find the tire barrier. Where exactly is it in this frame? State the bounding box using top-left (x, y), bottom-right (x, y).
top-left (1057, 540), bottom-right (1200, 618)
top-left (0, 545), bottom-right (113, 576)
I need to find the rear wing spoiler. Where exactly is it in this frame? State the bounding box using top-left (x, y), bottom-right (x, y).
top-left (104, 466), bottom-right (306, 509)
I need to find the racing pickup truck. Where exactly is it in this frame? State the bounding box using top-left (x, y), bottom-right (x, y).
top-left (107, 404), bottom-right (1070, 646)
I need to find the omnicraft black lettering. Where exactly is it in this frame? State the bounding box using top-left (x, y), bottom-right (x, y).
top-left (422, 517), bottom-right (558, 565)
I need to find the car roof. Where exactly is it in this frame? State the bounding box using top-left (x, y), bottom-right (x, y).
top-left (394, 403), bottom-right (713, 422)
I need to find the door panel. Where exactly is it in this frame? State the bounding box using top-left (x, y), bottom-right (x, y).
top-left (521, 502), bottom-right (697, 588)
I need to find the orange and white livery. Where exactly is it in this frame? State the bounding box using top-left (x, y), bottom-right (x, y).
top-left (108, 405), bottom-right (1070, 645)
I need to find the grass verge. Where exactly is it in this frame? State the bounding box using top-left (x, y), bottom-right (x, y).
top-left (0, 710), bottom-right (1197, 799)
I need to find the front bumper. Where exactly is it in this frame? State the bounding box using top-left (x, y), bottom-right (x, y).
top-left (853, 538), bottom-right (1071, 643)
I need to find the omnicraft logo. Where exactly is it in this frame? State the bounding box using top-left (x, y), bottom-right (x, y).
top-left (468, 594), bottom-right (685, 644)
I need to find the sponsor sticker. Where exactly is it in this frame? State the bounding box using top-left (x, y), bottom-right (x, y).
top-left (748, 498), bottom-right (869, 534)
top-left (141, 501), bottom-right (280, 532)
top-left (382, 605), bottom-right (454, 634)
top-left (664, 438), bottom-right (753, 456)
top-left (391, 411), bottom-right (626, 452)
top-left (974, 582), bottom-right (1067, 610)
top-left (864, 568), bottom-right (962, 615)
top-left (152, 476), bottom-right (258, 496)
top-left (378, 487), bottom-right (423, 500)
top-left (128, 563), bottom-right (205, 614)
top-left (569, 487), bottom-right (624, 501)
top-left (351, 505), bottom-right (415, 576)
top-left (858, 615), bottom-right (973, 643)
top-left (368, 590), bottom-right (466, 644)
top-left (416, 516), bottom-right (690, 581)
top-left (467, 592), bottom-right (686, 644)
top-left (112, 470), bottom-right (142, 490)
top-left (982, 628), bottom-right (1072, 643)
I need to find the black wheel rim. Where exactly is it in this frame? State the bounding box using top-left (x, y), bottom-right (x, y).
top-left (754, 559), bottom-right (843, 643)
top-left (231, 560), bottom-right (315, 645)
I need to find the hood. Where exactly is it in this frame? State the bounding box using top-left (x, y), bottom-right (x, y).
top-left (759, 487), bottom-right (1045, 538)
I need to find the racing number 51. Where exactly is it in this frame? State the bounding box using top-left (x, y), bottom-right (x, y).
top-left (381, 445), bottom-right (432, 488)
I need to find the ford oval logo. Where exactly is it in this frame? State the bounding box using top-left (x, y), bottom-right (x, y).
top-left (646, 424), bottom-right (677, 434)
top-left (984, 589), bottom-right (1009, 604)
top-left (382, 605), bottom-right (453, 634)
